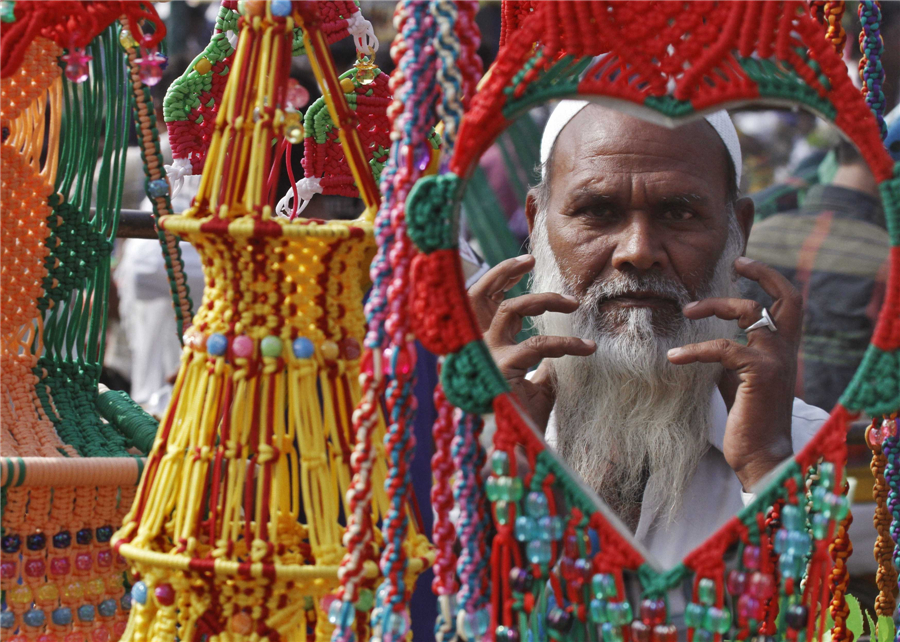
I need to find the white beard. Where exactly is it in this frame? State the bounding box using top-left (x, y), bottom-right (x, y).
top-left (529, 214), bottom-right (743, 526)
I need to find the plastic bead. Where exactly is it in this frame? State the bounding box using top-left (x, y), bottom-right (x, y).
top-left (592, 573), bottom-right (618, 599)
top-left (340, 77), bottom-right (356, 93)
top-left (2, 534), bottom-right (22, 552)
top-left (285, 79), bottom-right (310, 110)
top-left (786, 604), bottom-right (809, 630)
top-left (494, 500), bottom-right (510, 525)
top-left (98, 599), bottom-right (117, 618)
top-left (52, 607), bottom-right (73, 626)
top-left (742, 544), bottom-right (761, 569)
top-left (748, 572), bottom-right (775, 599)
top-left (75, 552), bottom-right (92, 571)
top-left (61, 582), bottom-right (83, 601)
top-left (52, 531), bottom-right (71, 548)
top-left (640, 597), bottom-right (666, 625)
top-left (232, 335), bottom-right (254, 358)
top-left (24, 609), bottom-right (46, 627)
top-left (97, 549), bottom-right (112, 567)
top-left (62, 49), bottom-right (91, 83)
top-left (261, 335), bottom-right (283, 358)
top-left (697, 578), bottom-right (716, 605)
top-left (606, 601), bottom-right (633, 626)
top-left (27, 532), bottom-right (47, 550)
top-left (781, 504), bottom-right (803, 531)
top-left (726, 570), bottom-right (747, 595)
top-left (292, 337), bottom-right (314, 359)
top-left (591, 598), bottom-right (608, 624)
top-left (355, 588), bottom-right (374, 612)
top-left (526, 539), bottom-right (552, 565)
top-left (120, 594), bottom-right (132, 611)
top-left (340, 337), bottom-right (361, 360)
top-left (24, 558), bottom-right (45, 576)
top-left (490, 451), bottom-right (510, 476)
top-left (0, 1), bottom-right (15, 22)
top-left (779, 551), bottom-right (805, 580)
top-left (508, 567), bottom-right (533, 593)
top-left (270, 0), bottom-right (292, 16)
top-left (0, 611), bottom-right (15, 629)
top-left (8, 585), bottom-right (33, 604)
top-left (320, 340), bottom-right (339, 361)
top-left (600, 622), bottom-right (624, 642)
top-left (812, 513), bottom-right (831, 539)
top-left (135, 52), bottom-right (165, 86)
top-left (155, 583), bottom-right (175, 606)
top-left (684, 603), bottom-right (706, 629)
top-left (0, 560), bottom-right (15, 579)
top-left (91, 629), bottom-right (110, 642)
top-left (525, 491), bottom-right (549, 518)
top-left (737, 593), bottom-right (761, 621)
top-left (461, 608), bottom-right (490, 639)
top-left (95, 526), bottom-right (113, 543)
top-left (50, 557), bottom-right (70, 575)
top-left (37, 583), bottom-right (59, 602)
top-left (703, 606), bottom-right (731, 634)
top-left (77, 605), bottom-right (95, 622)
top-left (694, 629), bottom-right (714, 642)
top-left (547, 607), bottom-right (573, 633)
top-left (75, 529), bottom-right (92, 545)
top-left (653, 623), bottom-right (678, 642)
top-left (818, 462), bottom-right (835, 489)
top-left (630, 620), bottom-right (652, 642)
top-left (495, 625), bottom-right (520, 642)
top-left (284, 111), bottom-right (304, 144)
top-left (131, 581), bottom-right (148, 605)
top-left (207, 333), bottom-right (228, 356)
top-left (230, 612), bottom-right (253, 634)
top-left (148, 179), bottom-right (169, 198)
top-left (537, 515), bottom-right (563, 541)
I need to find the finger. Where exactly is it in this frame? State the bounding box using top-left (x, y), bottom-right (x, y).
top-left (683, 298), bottom-right (768, 330)
top-left (491, 292), bottom-right (580, 341)
top-left (667, 338), bottom-right (754, 370)
top-left (530, 360), bottom-right (554, 389)
top-left (468, 255), bottom-right (535, 303)
top-left (501, 335), bottom-right (596, 373)
top-left (734, 257), bottom-right (802, 331)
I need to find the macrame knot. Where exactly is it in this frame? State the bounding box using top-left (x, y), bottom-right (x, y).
top-left (442, 341), bottom-right (510, 414)
top-left (406, 172), bottom-right (461, 253)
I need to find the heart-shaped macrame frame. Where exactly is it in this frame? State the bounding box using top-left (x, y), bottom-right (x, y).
top-left (406, 2), bottom-right (899, 640)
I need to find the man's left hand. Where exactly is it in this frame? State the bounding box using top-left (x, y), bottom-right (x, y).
top-left (667, 256), bottom-right (802, 491)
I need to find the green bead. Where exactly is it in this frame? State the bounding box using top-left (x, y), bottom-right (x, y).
top-left (817, 462), bottom-right (835, 490)
top-left (703, 606), bottom-right (731, 634)
top-left (590, 598), bottom-right (608, 624)
top-left (515, 516), bottom-right (537, 542)
top-left (781, 504), bottom-right (804, 531)
top-left (504, 476), bottom-right (524, 501)
top-left (485, 477), bottom-right (501, 502)
top-left (697, 578), bottom-right (716, 606)
top-left (592, 573), bottom-right (617, 599)
top-left (526, 539), bottom-right (552, 565)
top-left (811, 486), bottom-right (828, 511)
top-left (355, 589), bottom-right (374, 612)
top-left (525, 491), bottom-right (549, 518)
top-left (495, 500), bottom-right (510, 525)
top-left (600, 623), bottom-right (623, 642)
top-left (812, 513), bottom-right (830, 540)
top-left (684, 603), bottom-right (706, 629)
top-left (260, 336), bottom-right (283, 358)
top-left (491, 451), bottom-right (510, 476)
top-left (607, 600), bottom-right (632, 626)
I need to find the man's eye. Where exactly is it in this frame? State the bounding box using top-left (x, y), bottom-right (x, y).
top-left (578, 207), bottom-right (616, 220)
top-left (662, 208), bottom-right (695, 221)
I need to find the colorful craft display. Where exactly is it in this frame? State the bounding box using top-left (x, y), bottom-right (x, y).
top-left (111, 4), bottom-right (428, 641)
top-left (405, 2), bottom-right (900, 642)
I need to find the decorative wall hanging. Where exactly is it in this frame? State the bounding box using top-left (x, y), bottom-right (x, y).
top-left (406, 2), bottom-right (899, 642)
top-left (111, 4), bottom-right (430, 641)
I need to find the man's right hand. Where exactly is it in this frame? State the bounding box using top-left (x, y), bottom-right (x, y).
top-left (467, 255), bottom-right (597, 429)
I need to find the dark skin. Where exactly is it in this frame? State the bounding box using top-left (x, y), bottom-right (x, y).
top-left (469, 105), bottom-right (803, 492)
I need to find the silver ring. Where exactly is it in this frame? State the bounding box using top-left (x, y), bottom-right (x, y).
top-left (746, 307), bottom-right (778, 333)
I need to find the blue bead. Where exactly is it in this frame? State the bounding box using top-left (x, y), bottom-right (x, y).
top-left (207, 333), bottom-right (228, 356)
top-left (780, 504), bottom-right (803, 531)
top-left (525, 491), bottom-right (549, 518)
top-left (52, 607), bottom-right (72, 626)
top-left (514, 515), bottom-right (537, 542)
top-left (526, 539), bottom-right (552, 565)
top-left (462, 608), bottom-right (490, 639)
top-left (78, 605), bottom-right (96, 622)
top-left (131, 580), bottom-right (148, 605)
top-left (292, 337), bottom-right (314, 359)
top-left (24, 608), bottom-right (46, 627)
top-left (270, 0), bottom-right (292, 16)
top-left (121, 594), bottom-right (132, 611)
top-left (98, 598), bottom-right (117, 617)
top-left (148, 179), bottom-right (170, 198)
top-left (1, 534), bottom-right (21, 553)
top-left (52, 531), bottom-right (71, 548)
top-left (1, 610), bottom-right (16, 629)
top-left (538, 515), bottom-right (563, 541)
top-left (786, 530), bottom-right (811, 556)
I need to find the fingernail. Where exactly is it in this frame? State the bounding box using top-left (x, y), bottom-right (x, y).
top-left (516, 254), bottom-right (532, 263)
top-left (735, 256), bottom-right (753, 267)
top-left (667, 348), bottom-right (684, 358)
top-left (582, 339), bottom-right (596, 348)
top-left (563, 294), bottom-right (579, 303)
top-left (683, 301), bottom-right (698, 310)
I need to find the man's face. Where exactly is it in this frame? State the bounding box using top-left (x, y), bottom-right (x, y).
top-left (529, 106), bottom-right (745, 334)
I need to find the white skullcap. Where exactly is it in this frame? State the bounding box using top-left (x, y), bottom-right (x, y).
top-left (540, 100), bottom-right (742, 189)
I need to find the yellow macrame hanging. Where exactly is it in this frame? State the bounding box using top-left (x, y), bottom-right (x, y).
top-left (112, 9), bottom-right (426, 642)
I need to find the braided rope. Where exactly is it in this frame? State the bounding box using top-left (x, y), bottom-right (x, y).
top-left (857, 1), bottom-right (887, 139)
top-left (829, 482), bottom-right (854, 642)
top-left (883, 421), bottom-right (900, 621)
top-left (824, 1), bottom-right (847, 54)
top-left (432, 0), bottom-right (464, 158)
top-left (866, 418), bottom-right (897, 617)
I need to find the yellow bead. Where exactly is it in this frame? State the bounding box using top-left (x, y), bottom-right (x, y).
top-left (284, 111), bottom-right (304, 144)
top-left (339, 77), bottom-right (355, 94)
top-left (119, 29), bottom-right (137, 50)
top-left (86, 578), bottom-right (105, 598)
top-left (37, 583), bottom-right (60, 602)
top-left (62, 581), bottom-right (84, 601)
top-left (320, 341), bottom-right (339, 361)
top-left (8, 584), bottom-right (33, 604)
top-left (106, 575), bottom-right (124, 591)
top-left (194, 57), bottom-right (212, 75)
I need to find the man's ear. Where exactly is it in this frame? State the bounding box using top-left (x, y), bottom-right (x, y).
top-left (734, 196), bottom-right (755, 254)
top-left (525, 189), bottom-right (539, 235)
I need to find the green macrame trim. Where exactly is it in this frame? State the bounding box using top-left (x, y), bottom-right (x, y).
top-left (303, 67), bottom-right (383, 143)
top-left (879, 163), bottom-right (900, 245)
top-left (164, 4), bottom-right (237, 122)
top-left (738, 56), bottom-right (837, 121)
top-left (442, 341), bottom-right (510, 414)
top-left (502, 55), bottom-right (591, 121)
top-left (406, 173), bottom-right (461, 253)
top-left (841, 346), bottom-right (900, 416)
top-left (96, 389), bottom-right (159, 455)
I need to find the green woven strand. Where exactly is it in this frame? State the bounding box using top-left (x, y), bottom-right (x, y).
top-left (406, 173), bottom-right (461, 253)
top-left (442, 342), bottom-right (510, 414)
top-left (96, 390), bottom-right (159, 455)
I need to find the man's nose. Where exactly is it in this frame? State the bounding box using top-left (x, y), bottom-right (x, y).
top-left (610, 213), bottom-right (666, 272)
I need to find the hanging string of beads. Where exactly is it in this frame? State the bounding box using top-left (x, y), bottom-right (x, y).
top-left (857, 0), bottom-right (887, 139)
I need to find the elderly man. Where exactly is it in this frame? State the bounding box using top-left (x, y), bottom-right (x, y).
top-left (469, 102), bottom-right (830, 568)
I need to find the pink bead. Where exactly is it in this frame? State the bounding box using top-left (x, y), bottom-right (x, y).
top-left (232, 335), bottom-right (254, 358)
top-left (91, 628), bottom-right (110, 642)
top-left (50, 557), bottom-right (70, 575)
top-left (640, 598), bottom-right (666, 626)
top-left (726, 569), bottom-right (747, 595)
top-left (870, 423), bottom-right (887, 447)
top-left (747, 572), bottom-right (775, 599)
top-left (285, 79), bottom-right (310, 109)
top-left (38, 635), bottom-right (58, 642)
top-left (113, 622), bottom-right (127, 637)
top-left (737, 593), bottom-right (762, 621)
top-left (340, 337), bottom-right (361, 361)
top-left (885, 418), bottom-right (898, 439)
top-left (742, 545), bottom-right (761, 570)
top-left (24, 559), bottom-right (45, 577)
top-left (320, 594), bottom-right (337, 614)
top-left (154, 583), bottom-right (175, 606)
top-left (96, 550), bottom-right (112, 568)
top-left (1, 560), bottom-right (17, 579)
top-left (75, 552), bottom-right (92, 571)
